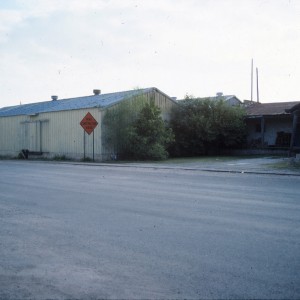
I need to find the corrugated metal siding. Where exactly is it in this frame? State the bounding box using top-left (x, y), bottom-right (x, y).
top-left (153, 90), bottom-right (175, 120)
top-left (0, 108), bottom-right (103, 159)
top-left (39, 108), bottom-right (102, 159)
top-left (0, 88), bottom-right (177, 160)
top-left (0, 115), bottom-right (27, 156)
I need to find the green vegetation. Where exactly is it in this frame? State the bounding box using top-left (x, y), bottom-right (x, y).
top-left (266, 159), bottom-right (300, 171)
top-left (81, 157), bottom-right (93, 162)
top-left (159, 156), bottom-right (244, 164)
top-left (169, 98), bottom-right (246, 156)
top-left (103, 95), bottom-right (248, 161)
top-left (53, 154), bottom-right (69, 161)
top-left (0, 155), bottom-right (13, 160)
top-left (126, 102), bottom-right (174, 160)
top-left (102, 95), bottom-right (147, 158)
top-left (103, 97), bottom-right (174, 160)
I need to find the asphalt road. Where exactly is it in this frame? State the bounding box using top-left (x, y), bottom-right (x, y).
top-left (0, 160), bottom-right (299, 299)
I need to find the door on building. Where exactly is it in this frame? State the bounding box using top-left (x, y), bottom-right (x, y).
top-left (22, 121), bottom-right (41, 152)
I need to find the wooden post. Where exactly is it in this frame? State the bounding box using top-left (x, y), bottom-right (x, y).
top-left (83, 130), bottom-right (86, 159)
top-left (93, 130), bottom-right (95, 162)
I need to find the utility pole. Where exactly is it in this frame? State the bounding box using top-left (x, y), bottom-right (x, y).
top-left (256, 67), bottom-right (259, 103)
top-left (251, 58), bottom-right (253, 102)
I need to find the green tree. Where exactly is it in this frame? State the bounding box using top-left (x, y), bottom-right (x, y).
top-left (102, 95), bottom-right (147, 158)
top-left (102, 98), bottom-right (174, 160)
top-left (127, 102), bottom-right (174, 160)
top-left (170, 98), bottom-right (246, 156)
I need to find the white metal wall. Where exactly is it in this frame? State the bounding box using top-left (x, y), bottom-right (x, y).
top-left (0, 90), bottom-right (176, 160)
top-left (0, 108), bottom-right (103, 159)
top-left (0, 115), bottom-right (27, 156)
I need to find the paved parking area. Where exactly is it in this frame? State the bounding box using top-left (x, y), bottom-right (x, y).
top-left (0, 160), bottom-right (300, 299)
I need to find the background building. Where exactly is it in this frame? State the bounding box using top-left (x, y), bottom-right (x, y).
top-left (245, 101), bottom-right (300, 151)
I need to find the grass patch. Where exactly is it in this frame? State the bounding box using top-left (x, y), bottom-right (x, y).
top-left (159, 155), bottom-right (277, 165)
top-left (103, 156), bottom-right (237, 164)
top-left (0, 155), bottom-right (9, 160)
top-left (266, 159), bottom-right (300, 171)
top-left (161, 156), bottom-right (238, 164)
top-left (53, 155), bottom-right (69, 161)
top-left (104, 155), bottom-right (284, 165)
top-left (80, 157), bottom-right (94, 162)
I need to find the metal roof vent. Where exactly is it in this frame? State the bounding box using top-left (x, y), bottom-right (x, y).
top-left (51, 95), bottom-right (58, 101)
top-left (93, 89), bottom-right (101, 95)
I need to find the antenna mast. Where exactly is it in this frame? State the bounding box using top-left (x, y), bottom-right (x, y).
top-left (251, 58), bottom-right (253, 102)
top-left (256, 67), bottom-right (259, 103)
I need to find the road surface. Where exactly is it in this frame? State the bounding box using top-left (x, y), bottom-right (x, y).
top-left (0, 160), bottom-right (299, 299)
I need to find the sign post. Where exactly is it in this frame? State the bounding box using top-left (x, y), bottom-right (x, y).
top-left (83, 130), bottom-right (86, 160)
top-left (80, 112), bottom-right (98, 161)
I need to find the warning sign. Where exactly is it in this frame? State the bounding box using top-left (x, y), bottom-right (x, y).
top-left (80, 112), bottom-right (98, 135)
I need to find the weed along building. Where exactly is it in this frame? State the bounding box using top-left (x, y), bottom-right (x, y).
top-left (0, 87), bottom-right (177, 161)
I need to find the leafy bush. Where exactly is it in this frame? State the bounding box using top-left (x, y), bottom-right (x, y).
top-left (102, 95), bottom-right (147, 158)
top-left (103, 99), bottom-right (174, 160)
top-left (126, 102), bottom-right (174, 160)
top-left (170, 98), bottom-right (246, 156)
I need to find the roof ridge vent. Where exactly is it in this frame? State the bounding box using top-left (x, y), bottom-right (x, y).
top-left (51, 95), bottom-right (58, 101)
top-left (93, 89), bottom-right (101, 95)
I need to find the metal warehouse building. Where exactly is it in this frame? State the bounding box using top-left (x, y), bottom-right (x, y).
top-left (0, 87), bottom-right (177, 161)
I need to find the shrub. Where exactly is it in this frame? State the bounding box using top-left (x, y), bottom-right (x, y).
top-left (126, 102), bottom-right (174, 160)
top-left (170, 98), bottom-right (246, 156)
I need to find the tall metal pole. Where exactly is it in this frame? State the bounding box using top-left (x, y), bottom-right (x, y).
top-left (251, 58), bottom-right (253, 102)
top-left (256, 67), bottom-right (259, 103)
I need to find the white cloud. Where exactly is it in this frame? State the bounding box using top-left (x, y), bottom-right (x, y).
top-left (0, 0), bottom-right (300, 106)
top-left (0, 9), bottom-right (24, 42)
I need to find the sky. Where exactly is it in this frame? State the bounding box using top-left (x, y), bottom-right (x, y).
top-left (0, 0), bottom-right (299, 107)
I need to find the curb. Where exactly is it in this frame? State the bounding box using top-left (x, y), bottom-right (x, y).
top-left (60, 161), bottom-right (300, 177)
top-left (4, 159), bottom-right (300, 177)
